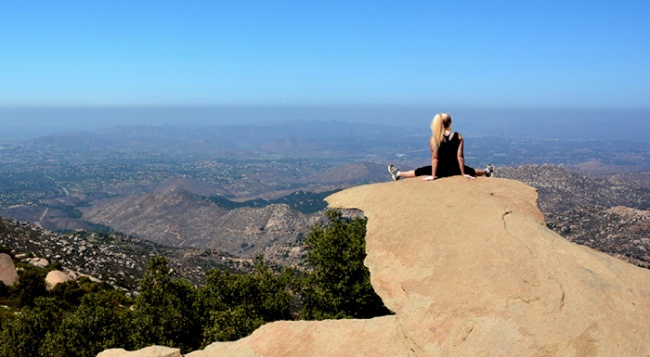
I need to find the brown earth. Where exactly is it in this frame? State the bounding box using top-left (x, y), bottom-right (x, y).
top-left (81, 186), bottom-right (320, 267)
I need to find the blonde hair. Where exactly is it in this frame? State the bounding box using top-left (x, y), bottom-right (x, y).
top-left (430, 113), bottom-right (452, 150)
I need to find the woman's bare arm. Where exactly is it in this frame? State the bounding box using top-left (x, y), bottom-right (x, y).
top-left (456, 133), bottom-right (466, 176)
top-left (430, 135), bottom-right (439, 179)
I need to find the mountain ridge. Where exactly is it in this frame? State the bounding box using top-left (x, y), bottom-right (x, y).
top-left (81, 186), bottom-right (321, 267)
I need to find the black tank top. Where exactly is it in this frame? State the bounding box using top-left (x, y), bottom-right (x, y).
top-left (435, 133), bottom-right (462, 178)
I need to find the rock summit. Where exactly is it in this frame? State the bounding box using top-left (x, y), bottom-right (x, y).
top-left (100, 177), bottom-right (650, 357)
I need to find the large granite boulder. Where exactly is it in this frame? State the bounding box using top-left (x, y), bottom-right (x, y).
top-left (100, 177), bottom-right (650, 357)
top-left (0, 253), bottom-right (18, 286)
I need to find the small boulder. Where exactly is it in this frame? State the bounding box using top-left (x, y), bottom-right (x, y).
top-left (45, 270), bottom-right (72, 290)
top-left (30, 257), bottom-right (49, 268)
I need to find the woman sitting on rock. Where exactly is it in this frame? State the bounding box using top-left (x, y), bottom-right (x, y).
top-left (388, 113), bottom-right (493, 181)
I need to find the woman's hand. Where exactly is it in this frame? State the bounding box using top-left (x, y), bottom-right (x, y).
top-left (422, 176), bottom-right (435, 181)
top-left (463, 174), bottom-right (476, 180)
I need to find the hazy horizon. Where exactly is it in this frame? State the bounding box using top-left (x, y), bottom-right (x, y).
top-left (1, 2), bottom-right (648, 143)
top-left (1, 105), bottom-right (649, 142)
top-left (2, 3), bottom-right (649, 109)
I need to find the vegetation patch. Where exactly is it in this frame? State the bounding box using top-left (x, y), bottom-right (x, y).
top-left (0, 210), bottom-right (390, 356)
top-left (208, 189), bottom-right (341, 214)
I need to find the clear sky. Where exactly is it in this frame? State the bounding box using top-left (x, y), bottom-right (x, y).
top-left (1, 1), bottom-right (649, 137)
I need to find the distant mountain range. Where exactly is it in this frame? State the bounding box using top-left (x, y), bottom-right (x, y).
top-left (21, 120), bottom-right (422, 157)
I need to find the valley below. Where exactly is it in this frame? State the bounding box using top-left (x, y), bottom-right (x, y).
top-left (1, 121), bottom-right (649, 290)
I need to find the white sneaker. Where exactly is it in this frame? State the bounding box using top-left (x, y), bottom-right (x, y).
top-left (485, 164), bottom-right (495, 177)
top-left (388, 164), bottom-right (400, 181)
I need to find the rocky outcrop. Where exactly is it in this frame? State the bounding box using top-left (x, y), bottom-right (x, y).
top-left (100, 177), bottom-right (650, 356)
top-left (0, 253), bottom-right (18, 286)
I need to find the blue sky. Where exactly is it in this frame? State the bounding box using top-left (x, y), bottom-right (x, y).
top-left (2, 0), bottom-right (649, 108)
top-left (0, 1), bottom-right (649, 138)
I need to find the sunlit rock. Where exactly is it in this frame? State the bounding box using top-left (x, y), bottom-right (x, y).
top-left (100, 178), bottom-right (650, 357)
top-left (0, 253), bottom-right (18, 286)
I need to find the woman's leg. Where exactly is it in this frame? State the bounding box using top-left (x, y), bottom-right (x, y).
top-left (399, 170), bottom-right (417, 178)
top-left (464, 166), bottom-right (478, 177)
top-left (413, 166), bottom-right (432, 177)
top-left (388, 165), bottom-right (431, 180)
top-left (466, 164), bottom-right (494, 177)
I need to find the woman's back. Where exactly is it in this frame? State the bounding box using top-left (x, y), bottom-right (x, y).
top-left (435, 132), bottom-right (462, 178)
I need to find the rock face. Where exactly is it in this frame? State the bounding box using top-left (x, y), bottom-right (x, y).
top-left (100, 177), bottom-right (650, 357)
top-left (0, 253), bottom-right (18, 286)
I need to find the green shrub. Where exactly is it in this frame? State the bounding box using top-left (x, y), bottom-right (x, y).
top-left (0, 297), bottom-right (64, 357)
top-left (129, 257), bottom-right (202, 353)
top-left (300, 210), bottom-right (391, 320)
top-left (200, 256), bottom-right (295, 346)
top-left (41, 292), bottom-right (131, 357)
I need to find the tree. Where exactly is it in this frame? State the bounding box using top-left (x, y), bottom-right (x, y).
top-left (200, 256), bottom-right (295, 346)
top-left (41, 291), bottom-right (132, 357)
top-left (130, 256), bottom-right (202, 353)
top-left (13, 268), bottom-right (47, 307)
top-left (0, 246), bottom-right (12, 255)
top-left (50, 276), bottom-right (118, 309)
top-left (300, 210), bottom-right (391, 320)
top-left (0, 297), bottom-right (64, 357)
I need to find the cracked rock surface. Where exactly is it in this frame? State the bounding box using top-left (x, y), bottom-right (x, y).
top-left (100, 177), bottom-right (650, 357)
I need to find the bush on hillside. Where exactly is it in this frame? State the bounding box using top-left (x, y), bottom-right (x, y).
top-left (129, 256), bottom-right (202, 353)
top-left (200, 256), bottom-right (295, 346)
top-left (41, 292), bottom-right (132, 357)
top-left (300, 209), bottom-right (391, 319)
